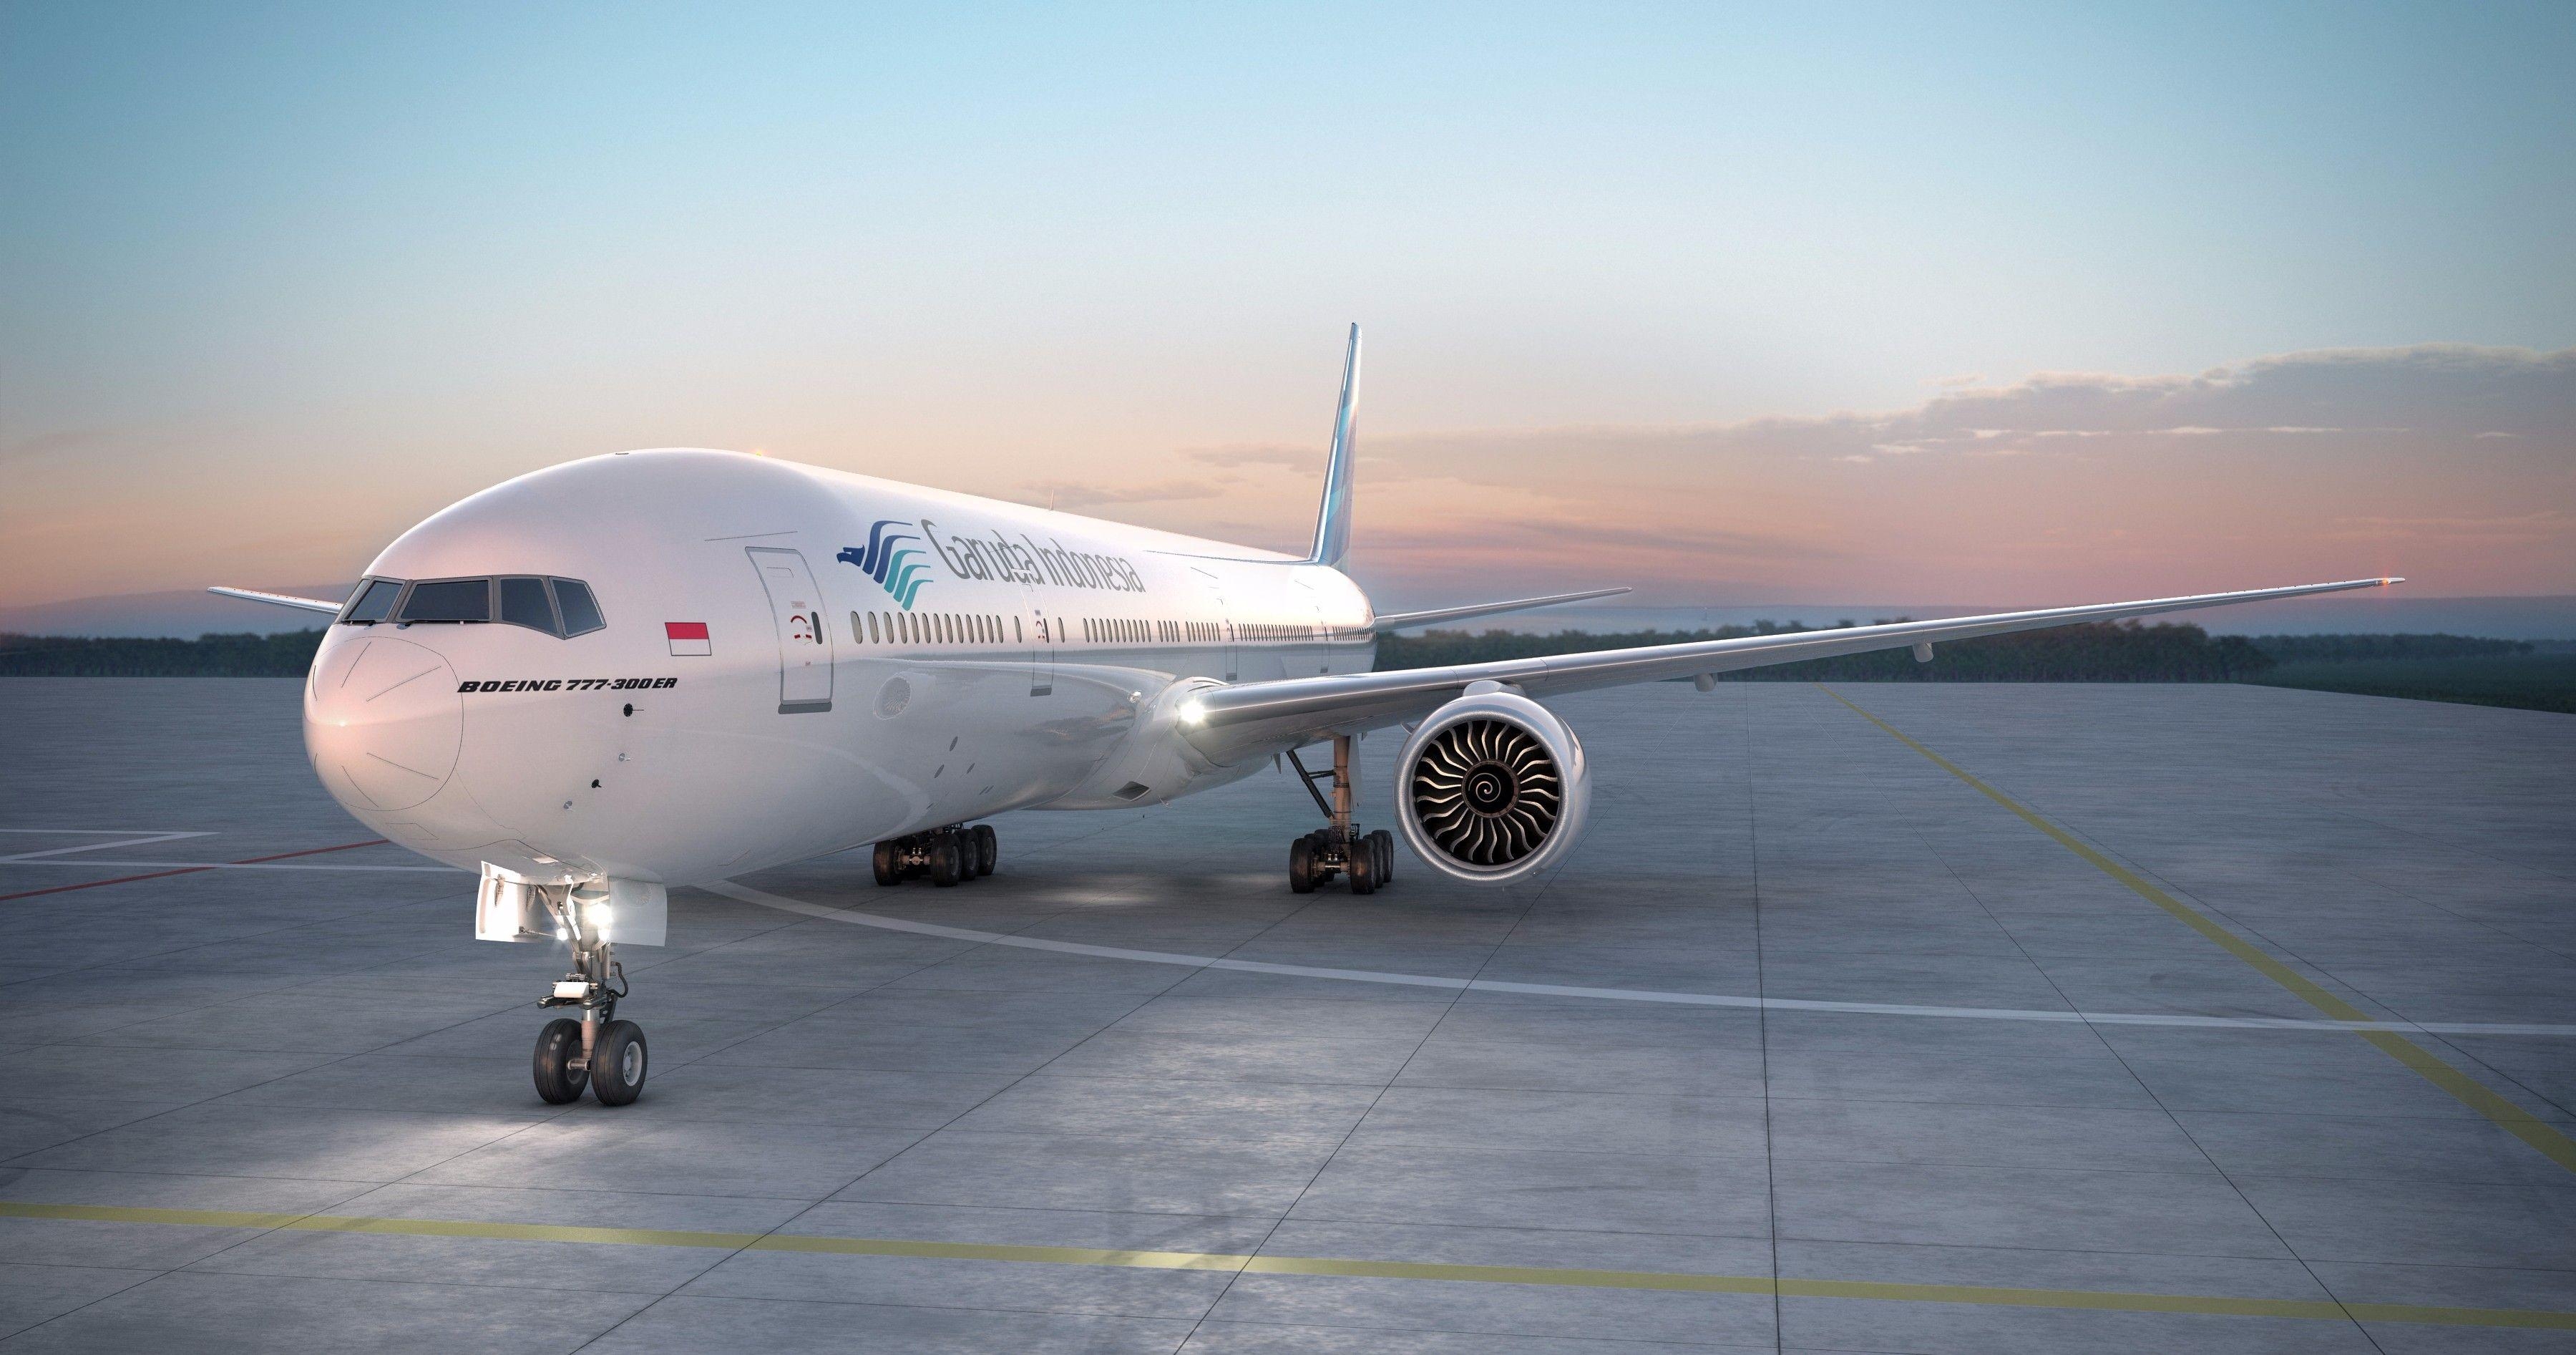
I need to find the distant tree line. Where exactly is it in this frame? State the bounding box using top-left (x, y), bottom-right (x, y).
top-left (2243, 633), bottom-right (2530, 662)
top-left (0, 623), bottom-right (2545, 682)
top-left (1377, 621), bottom-right (2282, 681)
top-left (0, 630), bottom-right (328, 676)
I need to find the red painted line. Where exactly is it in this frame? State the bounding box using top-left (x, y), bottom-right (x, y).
top-left (231, 840), bottom-right (393, 865)
top-left (0, 839), bottom-right (390, 903)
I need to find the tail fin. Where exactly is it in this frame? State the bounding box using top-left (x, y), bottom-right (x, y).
top-left (1305, 323), bottom-right (1362, 567)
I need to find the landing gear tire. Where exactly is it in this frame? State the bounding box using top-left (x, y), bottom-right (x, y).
top-left (589, 1019), bottom-right (648, 1106)
top-left (872, 840), bottom-right (902, 886)
top-left (532, 1018), bottom-right (587, 1104)
top-left (972, 825), bottom-right (997, 876)
top-left (929, 835), bottom-right (964, 887)
top-left (1284, 735), bottom-right (1394, 896)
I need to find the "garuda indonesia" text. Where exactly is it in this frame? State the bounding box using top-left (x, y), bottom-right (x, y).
top-left (919, 519), bottom-right (1146, 593)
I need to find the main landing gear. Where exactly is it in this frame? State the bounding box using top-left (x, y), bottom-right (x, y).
top-left (872, 823), bottom-right (997, 888)
top-left (532, 892), bottom-right (646, 1106)
top-left (1286, 734), bottom-right (1395, 895)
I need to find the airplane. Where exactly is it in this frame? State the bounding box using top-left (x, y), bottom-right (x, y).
top-left (214, 324), bottom-right (2401, 1107)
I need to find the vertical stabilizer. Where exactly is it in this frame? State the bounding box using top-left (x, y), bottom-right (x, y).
top-left (1306, 324), bottom-right (1362, 567)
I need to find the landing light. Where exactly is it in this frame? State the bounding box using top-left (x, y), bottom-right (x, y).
top-left (1179, 699), bottom-right (1206, 727)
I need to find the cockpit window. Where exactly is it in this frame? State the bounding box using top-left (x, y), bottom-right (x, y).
top-left (398, 579), bottom-right (492, 623)
top-left (341, 575), bottom-right (602, 635)
top-left (552, 579), bottom-right (604, 636)
top-left (498, 577), bottom-right (558, 636)
top-left (342, 578), bottom-right (403, 624)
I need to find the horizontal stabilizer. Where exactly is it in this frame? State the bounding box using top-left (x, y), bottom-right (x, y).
top-left (208, 586), bottom-right (342, 615)
top-left (1372, 587), bottom-right (1631, 633)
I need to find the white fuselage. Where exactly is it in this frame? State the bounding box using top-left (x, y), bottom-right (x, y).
top-left (303, 449), bottom-right (1376, 886)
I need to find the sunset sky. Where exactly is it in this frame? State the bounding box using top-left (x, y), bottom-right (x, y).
top-left (4, 3), bottom-right (2570, 618)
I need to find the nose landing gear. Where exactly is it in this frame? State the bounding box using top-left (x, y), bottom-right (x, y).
top-left (532, 903), bottom-right (647, 1106)
top-left (872, 823), bottom-right (999, 888)
top-left (1285, 735), bottom-right (1395, 895)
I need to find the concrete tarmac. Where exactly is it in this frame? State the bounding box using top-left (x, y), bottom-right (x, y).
top-left (3, 676), bottom-right (2573, 1353)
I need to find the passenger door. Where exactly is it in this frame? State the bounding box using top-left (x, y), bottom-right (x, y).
top-left (1019, 583), bottom-right (1055, 696)
top-left (1292, 574), bottom-right (1333, 675)
top-left (746, 547), bottom-right (833, 714)
top-left (1193, 567), bottom-right (1237, 682)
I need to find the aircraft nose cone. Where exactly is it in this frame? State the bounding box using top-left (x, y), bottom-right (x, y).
top-left (305, 636), bottom-right (463, 812)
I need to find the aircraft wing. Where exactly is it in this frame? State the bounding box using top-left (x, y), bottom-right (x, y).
top-left (1184, 577), bottom-right (2399, 763)
top-left (1371, 587), bottom-right (1631, 633)
top-left (208, 586), bottom-right (343, 614)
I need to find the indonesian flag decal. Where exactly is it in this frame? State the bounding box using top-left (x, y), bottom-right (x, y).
top-left (665, 621), bottom-right (711, 656)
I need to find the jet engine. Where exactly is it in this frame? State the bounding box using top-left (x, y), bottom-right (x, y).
top-left (1392, 687), bottom-right (1590, 884)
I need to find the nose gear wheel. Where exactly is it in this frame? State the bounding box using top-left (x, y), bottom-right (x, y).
top-left (1409, 717), bottom-right (1562, 867)
top-left (531, 891), bottom-right (646, 1107)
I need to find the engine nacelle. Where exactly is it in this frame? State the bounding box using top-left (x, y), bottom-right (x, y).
top-left (1393, 689), bottom-right (1591, 885)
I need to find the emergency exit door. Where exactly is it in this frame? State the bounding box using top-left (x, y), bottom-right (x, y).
top-left (746, 547), bottom-right (833, 714)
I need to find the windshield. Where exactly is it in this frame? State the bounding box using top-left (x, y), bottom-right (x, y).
top-left (499, 577), bottom-right (555, 633)
top-left (552, 579), bottom-right (604, 635)
top-left (342, 579), bottom-right (403, 624)
top-left (399, 580), bottom-right (490, 623)
top-left (339, 575), bottom-right (605, 636)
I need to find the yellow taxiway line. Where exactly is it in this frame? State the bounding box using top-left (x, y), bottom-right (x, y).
top-left (1, 1201), bottom-right (2569, 1329)
top-left (1820, 686), bottom-right (2576, 1175)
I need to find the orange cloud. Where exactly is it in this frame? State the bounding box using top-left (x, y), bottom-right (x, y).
top-left (3, 344), bottom-right (2567, 614)
top-left (1096, 344), bottom-right (2576, 605)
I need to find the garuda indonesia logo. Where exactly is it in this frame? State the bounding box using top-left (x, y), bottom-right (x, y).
top-left (837, 518), bottom-right (932, 610)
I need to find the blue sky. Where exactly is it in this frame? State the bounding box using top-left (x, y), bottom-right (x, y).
top-left (3, 2), bottom-right (2570, 608)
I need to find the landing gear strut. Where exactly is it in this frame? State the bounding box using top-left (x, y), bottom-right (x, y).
top-left (872, 823), bottom-right (997, 888)
top-left (1286, 734), bottom-right (1394, 895)
top-left (532, 888), bottom-right (646, 1106)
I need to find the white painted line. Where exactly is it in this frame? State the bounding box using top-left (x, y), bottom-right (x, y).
top-left (0, 829), bottom-right (214, 835)
top-left (0, 832), bottom-right (218, 862)
top-left (708, 881), bottom-right (2576, 1039)
top-left (0, 860), bottom-right (461, 873)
